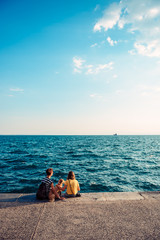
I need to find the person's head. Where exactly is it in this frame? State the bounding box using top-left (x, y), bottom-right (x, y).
top-left (58, 179), bottom-right (64, 185)
top-left (46, 168), bottom-right (53, 176)
top-left (67, 171), bottom-right (75, 180)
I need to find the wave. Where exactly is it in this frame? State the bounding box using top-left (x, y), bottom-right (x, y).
top-left (10, 150), bottom-right (29, 154)
top-left (0, 135), bottom-right (160, 193)
top-left (19, 179), bottom-right (40, 184)
top-left (13, 164), bottom-right (38, 170)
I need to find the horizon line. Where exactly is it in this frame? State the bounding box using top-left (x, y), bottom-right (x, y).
top-left (0, 134), bottom-right (160, 136)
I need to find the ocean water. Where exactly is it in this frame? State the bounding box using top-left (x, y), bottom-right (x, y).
top-left (0, 135), bottom-right (159, 193)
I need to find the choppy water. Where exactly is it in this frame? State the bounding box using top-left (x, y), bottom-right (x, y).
top-left (0, 135), bottom-right (159, 193)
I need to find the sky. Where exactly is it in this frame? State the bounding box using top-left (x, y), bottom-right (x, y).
top-left (0, 0), bottom-right (160, 135)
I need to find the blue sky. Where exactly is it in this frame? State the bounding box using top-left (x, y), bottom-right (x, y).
top-left (0, 0), bottom-right (160, 135)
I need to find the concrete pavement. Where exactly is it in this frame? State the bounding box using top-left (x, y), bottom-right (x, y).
top-left (0, 192), bottom-right (160, 240)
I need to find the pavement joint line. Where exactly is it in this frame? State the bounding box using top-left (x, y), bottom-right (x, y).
top-left (0, 192), bottom-right (159, 240)
top-left (30, 203), bottom-right (45, 240)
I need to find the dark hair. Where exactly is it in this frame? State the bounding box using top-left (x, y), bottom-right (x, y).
top-left (46, 168), bottom-right (53, 176)
top-left (67, 171), bottom-right (75, 180)
top-left (58, 179), bottom-right (63, 184)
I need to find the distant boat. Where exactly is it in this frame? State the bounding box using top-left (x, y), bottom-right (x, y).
top-left (113, 133), bottom-right (118, 136)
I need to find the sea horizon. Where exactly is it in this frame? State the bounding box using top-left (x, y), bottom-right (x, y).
top-left (1, 134), bottom-right (160, 136)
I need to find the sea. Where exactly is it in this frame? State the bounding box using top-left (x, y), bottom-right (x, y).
top-left (0, 135), bottom-right (159, 193)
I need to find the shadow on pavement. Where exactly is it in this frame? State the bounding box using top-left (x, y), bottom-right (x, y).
top-left (0, 193), bottom-right (49, 209)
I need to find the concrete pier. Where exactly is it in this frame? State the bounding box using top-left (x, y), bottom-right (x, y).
top-left (0, 192), bottom-right (160, 240)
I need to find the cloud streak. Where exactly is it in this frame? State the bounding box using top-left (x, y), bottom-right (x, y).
top-left (90, 43), bottom-right (98, 48)
top-left (73, 57), bottom-right (114, 75)
top-left (10, 88), bottom-right (24, 92)
top-left (86, 62), bottom-right (114, 75)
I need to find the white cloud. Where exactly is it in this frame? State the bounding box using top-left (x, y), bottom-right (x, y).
top-left (89, 93), bottom-right (105, 101)
top-left (86, 62), bottom-right (114, 75)
top-left (90, 43), bottom-right (98, 48)
top-left (10, 88), bottom-right (24, 92)
top-left (94, 2), bottom-right (121, 32)
top-left (146, 7), bottom-right (160, 18)
top-left (73, 57), bottom-right (114, 75)
top-left (86, 68), bottom-right (94, 74)
top-left (74, 68), bottom-right (81, 73)
top-left (128, 49), bottom-right (136, 55)
top-left (90, 93), bottom-right (100, 98)
top-left (107, 37), bottom-right (117, 46)
top-left (134, 40), bottom-right (160, 57)
top-left (86, 65), bottom-right (93, 68)
top-left (73, 57), bottom-right (85, 74)
top-left (96, 62), bottom-right (113, 72)
top-left (73, 57), bottom-right (85, 69)
top-left (94, 0), bottom-right (160, 58)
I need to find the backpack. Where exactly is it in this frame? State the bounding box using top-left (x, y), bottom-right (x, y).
top-left (36, 182), bottom-right (48, 200)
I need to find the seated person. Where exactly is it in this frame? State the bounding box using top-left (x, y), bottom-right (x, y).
top-left (55, 179), bottom-right (64, 197)
top-left (60, 171), bottom-right (80, 197)
top-left (37, 168), bottom-right (65, 201)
